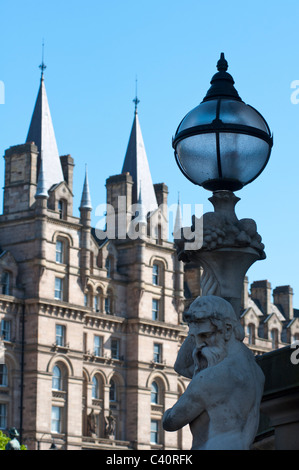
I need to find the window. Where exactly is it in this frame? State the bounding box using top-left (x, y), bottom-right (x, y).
top-left (271, 328), bottom-right (279, 349)
top-left (247, 324), bottom-right (255, 345)
top-left (0, 364), bottom-right (8, 387)
top-left (58, 200), bottom-right (66, 220)
top-left (111, 339), bottom-right (120, 360)
top-left (1, 320), bottom-right (11, 341)
top-left (94, 336), bottom-right (102, 357)
top-left (153, 344), bottom-right (162, 363)
top-left (83, 333), bottom-right (87, 354)
top-left (293, 333), bottom-right (299, 343)
top-left (54, 277), bottom-right (64, 301)
top-left (150, 419), bottom-right (159, 444)
top-left (84, 287), bottom-right (92, 308)
top-left (156, 225), bottom-right (162, 245)
top-left (105, 295), bottom-right (112, 315)
top-left (52, 365), bottom-right (62, 391)
top-left (94, 288), bottom-right (102, 312)
top-left (92, 376), bottom-right (99, 399)
top-left (56, 240), bottom-right (64, 264)
top-left (151, 382), bottom-right (159, 404)
top-left (105, 257), bottom-right (111, 278)
top-left (51, 406), bottom-right (62, 433)
top-left (109, 379), bottom-right (116, 402)
top-left (56, 325), bottom-right (66, 347)
top-left (0, 404), bottom-right (7, 430)
top-left (94, 295), bottom-right (99, 312)
top-left (152, 264), bottom-right (159, 285)
top-left (152, 299), bottom-right (159, 321)
top-left (1, 272), bottom-right (10, 295)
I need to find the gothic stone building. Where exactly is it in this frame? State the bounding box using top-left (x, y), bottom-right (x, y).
top-left (0, 73), bottom-right (298, 450)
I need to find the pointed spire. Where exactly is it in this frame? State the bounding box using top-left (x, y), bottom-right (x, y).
top-left (173, 192), bottom-right (183, 238)
top-left (35, 152), bottom-right (48, 198)
top-left (26, 58), bottom-right (64, 192)
top-left (80, 165), bottom-right (92, 210)
top-left (122, 99), bottom-right (158, 216)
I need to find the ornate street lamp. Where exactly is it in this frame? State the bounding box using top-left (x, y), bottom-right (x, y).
top-left (164, 54), bottom-right (272, 451)
top-left (173, 53), bottom-right (273, 192)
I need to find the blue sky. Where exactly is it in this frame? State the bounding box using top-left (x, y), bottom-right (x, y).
top-left (0, 0), bottom-right (299, 305)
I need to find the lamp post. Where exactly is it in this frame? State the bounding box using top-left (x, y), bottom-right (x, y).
top-left (173, 53), bottom-right (273, 317)
top-left (163, 54), bottom-right (272, 450)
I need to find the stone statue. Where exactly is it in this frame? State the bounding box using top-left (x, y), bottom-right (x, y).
top-left (163, 295), bottom-right (265, 450)
top-left (105, 410), bottom-right (116, 439)
top-left (5, 428), bottom-right (21, 450)
top-left (87, 409), bottom-right (96, 436)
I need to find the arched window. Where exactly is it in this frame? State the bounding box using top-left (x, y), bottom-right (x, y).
top-left (151, 381), bottom-right (159, 404)
top-left (1, 272), bottom-right (11, 296)
top-left (52, 365), bottom-right (62, 391)
top-left (0, 364), bottom-right (8, 387)
top-left (105, 290), bottom-right (113, 315)
top-left (84, 286), bottom-right (93, 308)
top-left (152, 264), bottom-right (159, 285)
top-left (56, 240), bottom-right (64, 264)
top-left (92, 376), bottom-right (99, 399)
top-left (94, 288), bottom-right (103, 313)
top-left (109, 379), bottom-right (116, 402)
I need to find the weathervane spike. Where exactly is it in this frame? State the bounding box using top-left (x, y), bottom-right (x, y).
top-left (133, 75), bottom-right (140, 114)
top-left (39, 39), bottom-right (47, 79)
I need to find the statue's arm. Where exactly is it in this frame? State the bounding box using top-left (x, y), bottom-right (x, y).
top-left (163, 376), bottom-right (205, 431)
top-left (174, 335), bottom-right (195, 379)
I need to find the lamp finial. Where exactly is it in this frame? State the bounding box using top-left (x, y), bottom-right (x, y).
top-left (217, 52), bottom-right (228, 72)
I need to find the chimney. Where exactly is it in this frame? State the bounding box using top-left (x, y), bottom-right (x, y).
top-left (250, 280), bottom-right (272, 316)
top-left (106, 173), bottom-right (133, 239)
top-left (273, 285), bottom-right (294, 320)
top-left (154, 183), bottom-right (168, 210)
top-left (60, 155), bottom-right (74, 192)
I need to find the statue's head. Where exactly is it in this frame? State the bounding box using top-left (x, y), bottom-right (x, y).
top-left (184, 295), bottom-right (245, 371)
top-left (8, 427), bottom-right (19, 439)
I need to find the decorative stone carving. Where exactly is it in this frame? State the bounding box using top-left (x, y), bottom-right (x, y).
top-left (163, 295), bottom-right (265, 450)
top-left (5, 428), bottom-right (21, 450)
top-left (105, 410), bottom-right (116, 439)
top-left (174, 191), bottom-right (265, 317)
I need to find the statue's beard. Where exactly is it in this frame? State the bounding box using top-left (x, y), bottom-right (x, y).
top-left (193, 341), bottom-right (227, 373)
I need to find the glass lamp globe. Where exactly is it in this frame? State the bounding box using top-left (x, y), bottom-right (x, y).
top-left (173, 53), bottom-right (273, 192)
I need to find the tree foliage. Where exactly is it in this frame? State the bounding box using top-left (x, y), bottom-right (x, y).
top-left (0, 431), bottom-right (10, 450)
top-left (0, 431), bottom-right (27, 450)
